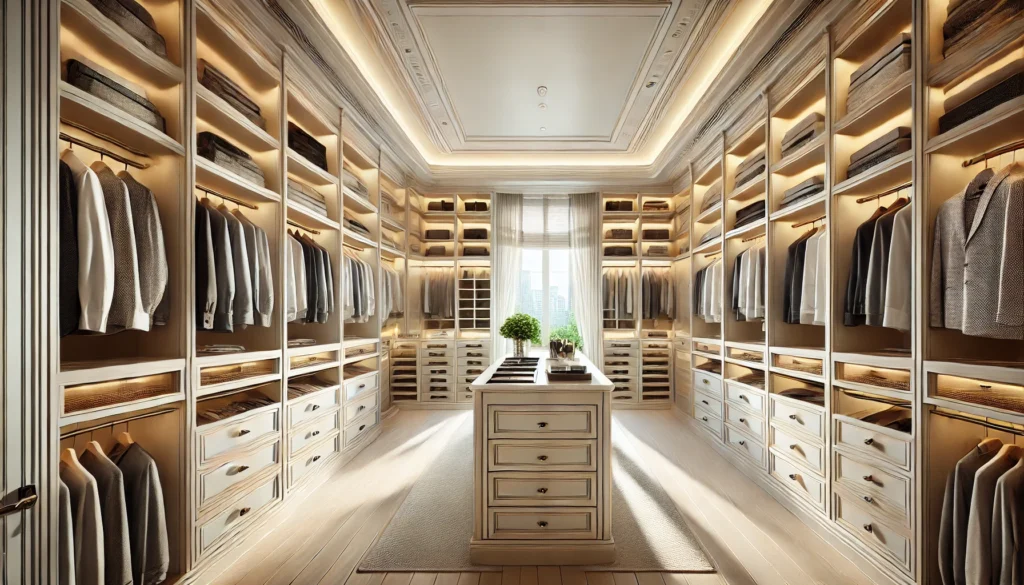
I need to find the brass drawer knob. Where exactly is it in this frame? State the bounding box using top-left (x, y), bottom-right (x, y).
top-left (235, 465), bottom-right (250, 473)
top-left (312, 455), bottom-right (321, 462)
top-left (863, 523), bottom-right (873, 533)
top-left (863, 495), bottom-right (873, 503)
top-left (788, 473), bottom-right (797, 480)
top-left (237, 429), bottom-right (251, 436)
top-left (864, 438), bottom-right (875, 446)
top-left (311, 430), bottom-right (320, 437)
top-left (537, 488), bottom-right (548, 494)
top-left (537, 422), bottom-right (548, 428)
top-left (537, 521), bottom-right (548, 528)
top-left (239, 507), bottom-right (252, 517)
top-left (537, 455), bottom-right (548, 461)
top-left (863, 475), bottom-right (874, 483)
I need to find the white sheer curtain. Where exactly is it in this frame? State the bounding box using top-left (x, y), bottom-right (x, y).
top-left (491, 193), bottom-right (523, 356)
top-left (569, 192), bottom-right (602, 365)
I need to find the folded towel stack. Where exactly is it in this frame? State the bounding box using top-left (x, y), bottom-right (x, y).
top-left (427, 201), bottom-right (455, 211)
top-left (425, 229), bottom-right (452, 240)
top-left (288, 122), bottom-right (329, 171)
top-left (198, 131), bottom-right (265, 187)
top-left (848, 33), bottom-right (911, 108)
top-left (463, 246), bottom-right (490, 256)
top-left (66, 59), bottom-right (165, 132)
top-left (425, 245), bottom-right (448, 257)
top-left (781, 112), bottom-right (825, 157)
top-left (463, 228), bottom-right (488, 240)
top-left (464, 201), bottom-right (489, 212)
top-left (781, 175), bottom-right (825, 209)
top-left (847, 127), bottom-right (911, 178)
top-left (343, 168), bottom-right (369, 199)
top-left (699, 223), bottom-right (722, 245)
top-left (288, 179), bottom-right (327, 216)
top-left (939, 60), bottom-right (1024, 133)
top-left (605, 200), bottom-right (634, 212)
top-left (735, 150), bottom-right (766, 186)
top-left (645, 245), bottom-right (670, 257)
top-left (198, 60), bottom-right (264, 129)
top-left (734, 200), bottom-right (766, 229)
top-left (642, 200), bottom-right (670, 211)
top-left (344, 216), bottom-right (371, 236)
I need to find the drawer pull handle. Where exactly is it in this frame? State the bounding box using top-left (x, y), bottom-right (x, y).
top-left (537, 455), bottom-right (549, 461)
top-left (537, 422), bottom-right (548, 428)
top-left (311, 404), bottom-right (321, 411)
top-left (235, 465), bottom-right (250, 473)
top-left (702, 379), bottom-right (709, 385)
top-left (312, 455), bottom-right (321, 462)
top-left (862, 475), bottom-right (874, 483)
top-left (862, 523), bottom-right (873, 533)
top-left (788, 473), bottom-right (797, 480)
top-left (738, 440), bottom-right (746, 446)
top-left (701, 416), bottom-right (708, 422)
top-left (739, 395), bottom-right (749, 401)
top-left (701, 400), bottom-right (709, 405)
top-left (239, 507), bottom-right (252, 517)
top-left (863, 438), bottom-right (875, 446)
top-left (359, 384), bottom-right (366, 389)
top-left (358, 405), bottom-right (366, 412)
top-left (537, 521), bottom-right (548, 528)
top-left (537, 488), bottom-right (548, 494)
top-left (739, 418), bottom-right (746, 423)
top-left (237, 429), bottom-right (251, 437)
top-left (863, 495), bottom-right (873, 503)
top-left (359, 425), bottom-right (366, 431)
top-left (311, 430), bottom-right (320, 437)
top-left (789, 444), bottom-right (799, 451)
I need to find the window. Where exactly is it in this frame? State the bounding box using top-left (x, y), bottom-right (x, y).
top-left (517, 249), bottom-right (574, 343)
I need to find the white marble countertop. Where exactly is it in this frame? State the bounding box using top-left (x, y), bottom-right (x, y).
top-left (469, 350), bottom-right (613, 392)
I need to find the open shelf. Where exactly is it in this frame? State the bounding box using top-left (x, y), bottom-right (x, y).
top-left (770, 194), bottom-right (825, 223)
top-left (286, 201), bottom-right (339, 231)
top-left (196, 85), bottom-right (278, 153)
top-left (833, 151), bottom-right (912, 196)
top-left (834, 70), bottom-right (912, 137)
top-left (771, 135), bottom-right (826, 177)
top-left (60, 82), bottom-right (184, 156)
top-left (288, 149), bottom-right (338, 186)
top-left (195, 157), bottom-right (280, 205)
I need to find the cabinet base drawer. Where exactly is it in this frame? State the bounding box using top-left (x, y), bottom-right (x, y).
top-left (489, 440), bottom-right (596, 472)
top-left (770, 452), bottom-right (824, 510)
top-left (199, 474), bottom-right (279, 554)
top-left (199, 441), bottom-right (279, 508)
top-left (488, 472), bottom-right (597, 507)
top-left (344, 410), bottom-right (379, 448)
top-left (834, 491), bottom-right (913, 573)
top-left (488, 405), bottom-right (597, 439)
top-left (289, 434), bottom-right (340, 487)
top-left (289, 412), bottom-right (340, 455)
top-left (488, 507), bottom-right (598, 540)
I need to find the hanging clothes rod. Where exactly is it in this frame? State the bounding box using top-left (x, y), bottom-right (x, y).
top-left (792, 215), bottom-right (825, 229)
top-left (61, 408), bottom-right (177, 439)
top-left (61, 118), bottom-right (150, 158)
top-left (741, 232), bottom-right (766, 243)
top-left (855, 182), bottom-right (913, 204)
top-left (931, 407), bottom-right (1024, 436)
top-left (60, 130), bottom-right (150, 170)
top-left (287, 219), bottom-right (321, 235)
top-left (962, 138), bottom-right (1024, 168)
top-left (197, 185), bottom-right (259, 210)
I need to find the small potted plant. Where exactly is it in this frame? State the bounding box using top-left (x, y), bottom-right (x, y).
top-left (499, 313), bottom-right (541, 357)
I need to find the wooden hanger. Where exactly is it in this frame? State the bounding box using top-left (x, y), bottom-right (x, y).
top-left (86, 440), bottom-right (107, 459)
top-left (978, 437), bottom-right (1004, 454)
top-left (998, 443), bottom-right (1024, 462)
top-left (117, 431), bottom-right (134, 447)
top-left (60, 447), bottom-right (80, 467)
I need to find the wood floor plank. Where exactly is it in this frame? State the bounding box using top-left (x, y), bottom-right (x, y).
top-left (502, 567), bottom-right (521, 585)
top-left (383, 573), bottom-right (415, 585)
top-left (347, 572), bottom-right (388, 585)
top-left (457, 573), bottom-right (482, 585)
top-left (480, 572), bottom-right (504, 585)
top-left (658, 574), bottom-right (687, 585)
top-left (409, 573), bottom-right (439, 585)
top-left (634, 573), bottom-right (664, 585)
top-left (435, 574), bottom-right (461, 585)
top-left (611, 573), bottom-right (638, 585)
top-left (584, 572), bottom-right (614, 585)
top-left (520, 566), bottom-right (538, 585)
top-left (537, 567), bottom-right (562, 585)
top-left (558, 567), bottom-right (585, 585)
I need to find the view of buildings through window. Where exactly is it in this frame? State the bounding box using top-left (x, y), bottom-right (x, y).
top-left (518, 248), bottom-right (573, 343)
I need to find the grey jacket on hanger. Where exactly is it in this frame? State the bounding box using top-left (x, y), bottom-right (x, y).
top-left (195, 200), bottom-right (217, 329)
top-left (992, 458), bottom-right (1024, 585)
top-left (203, 201), bottom-right (235, 331)
top-left (95, 165), bottom-right (148, 332)
top-left (966, 446), bottom-right (1022, 585)
top-left (119, 171), bottom-right (168, 329)
top-left (60, 460), bottom-right (104, 585)
top-left (109, 442), bottom-right (169, 585)
top-left (219, 204), bottom-right (254, 327)
top-left (58, 479), bottom-right (76, 585)
top-left (939, 440), bottom-right (1002, 585)
top-left (80, 449), bottom-right (132, 585)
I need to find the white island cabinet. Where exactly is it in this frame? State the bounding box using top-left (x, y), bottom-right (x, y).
top-left (470, 353), bottom-right (615, 565)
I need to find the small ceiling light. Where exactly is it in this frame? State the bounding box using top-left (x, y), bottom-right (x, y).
top-left (537, 86), bottom-right (548, 97)
top-left (540, 126), bottom-right (547, 132)
top-left (538, 103), bottom-right (547, 110)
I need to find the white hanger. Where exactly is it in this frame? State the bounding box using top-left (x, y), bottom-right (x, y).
top-left (117, 431), bottom-right (134, 447)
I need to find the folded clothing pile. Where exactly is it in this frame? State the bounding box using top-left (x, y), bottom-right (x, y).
top-left (425, 245), bottom-right (448, 257)
top-left (343, 168), bottom-right (369, 199)
top-left (735, 150), bottom-right (766, 186)
top-left (699, 182), bottom-right (723, 212)
top-left (857, 406), bottom-right (912, 433)
top-left (66, 59), bottom-right (165, 132)
top-left (288, 122), bottom-right (328, 171)
top-left (848, 33), bottom-right (911, 107)
top-left (734, 200), bottom-right (766, 229)
top-left (198, 60), bottom-right (264, 128)
top-left (463, 228), bottom-right (488, 240)
top-left (605, 200), bottom-right (634, 212)
top-left (288, 377), bottom-right (337, 399)
top-left (605, 228), bottom-right (633, 240)
top-left (198, 131), bottom-right (265, 186)
top-left (380, 190), bottom-right (399, 218)
top-left (464, 201), bottom-right (489, 212)
top-left (847, 127), bottom-right (911, 178)
top-left (939, 60), bottom-right (1024, 133)
top-left (698, 223), bottom-right (722, 245)
top-left (781, 112), bottom-right (825, 158)
top-left (425, 229), bottom-right (451, 240)
top-left (288, 179), bottom-right (327, 216)
top-left (781, 175), bottom-right (824, 209)
top-left (197, 394), bottom-right (275, 424)
top-left (344, 216), bottom-right (371, 236)
top-left (86, 0), bottom-right (167, 56)
top-left (645, 245), bottom-right (669, 257)
top-left (642, 228), bottom-right (669, 240)
top-left (642, 200), bottom-right (670, 212)
top-left (463, 246), bottom-right (489, 256)
top-left (604, 245), bottom-right (634, 257)
top-left (380, 230), bottom-right (400, 249)
top-left (943, 0), bottom-right (1023, 57)
top-left (428, 200), bottom-right (455, 211)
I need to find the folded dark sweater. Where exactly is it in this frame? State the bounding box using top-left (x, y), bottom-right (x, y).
top-left (850, 127), bottom-right (911, 165)
top-left (734, 200), bottom-right (766, 227)
top-left (781, 112), bottom-right (825, 154)
top-left (700, 182), bottom-right (723, 212)
top-left (781, 175), bottom-right (824, 207)
top-left (940, 69), bottom-right (1024, 133)
top-left (847, 138), bottom-right (912, 177)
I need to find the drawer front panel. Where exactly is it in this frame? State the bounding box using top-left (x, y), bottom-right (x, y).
top-left (834, 492), bottom-right (912, 571)
top-left (457, 341), bottom-right (488, 350)
top-left (488, 507), bottom-right (598, 540)
top-left (199, 475), bottom-right (279, 553)
top-left (457, 390), bottom-right (475, 403)
top-left (488, 472), bottom-right (597, 507)
top-left (289, 412), bottom-right (340, 455)
top-left (726, 384), bottom-right (765, 415)
top-left (835, 418), bottom-right (911, 471)
top-left (489, 406), bottom-right (597, 439)
top-left (770, 452), bottom-right (825, 508)
top-left (489, 440), bottom-right (596, 472)
top-left (770, 397), bottom-right (825, 440)
top-left (770, 425), bottom-right (825, 475)
top-left (289, 390), bottom-right (339, 427)
top-left (421, 356), bottom-right (455, 367)
top-left (604, 366), bottom-right (636, 377)
top-left (344, 391), bottom-right (378, 425)
top-left (694, 406), bottom-right (723, 439)
top-left (693, 372), bottom-right (722, 396)
top-left (604, 341), bottom-right (638, 350)
top-left (289, 435), bottom-right (340, 486)
top-left (457, 348), bottom-right (490, 359)
top-left (199, 441), bottom-right (279, 508)
top-left (724, 426), bottom-right (764, 466)
top-left (724, 404), bottom-right (765, 439)
top-left (834, 452), bottom-right (911, 516)
top-left (603, 356), bottom-right (638, 368)
top-left (344, 410), bottom-right (379, 448)
top-left (423, 392), bottom-right (454, 403)
top-left (344, 374), bottom-right (378, 401)
top-left (200, 409), bottom-right (279, 463)
top-left (693, 390), bottom-right (723, 417)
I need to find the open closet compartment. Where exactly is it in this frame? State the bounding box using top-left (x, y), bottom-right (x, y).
top-left (457, 192), bottom-right (491, 258)
top-left (416, 192), bottom-right (457, 259)
top-left (690, 144), bottom-right (726, 351)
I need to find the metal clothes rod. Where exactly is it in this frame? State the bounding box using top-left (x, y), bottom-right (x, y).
top-left (60, 131), bottom-right (150, 170)
top-left (196, 185), bottom-right (259, 210)
top-left (741, 233), bottom-right (765, 243)
top-left (287, 219), bottom-right (321, 235)
top-left (61, 118), bottom-right (150, 158)
top-left (962, 139), bottom-right (1024, 168)
top-left (61, 408), bottom-right (177, 439)
top-left (931, 408), bottom-right (1024, 436)
top-left (792, 215), bottom-right (826, 229)
top-left (855, 182), bottom-right (913, 204)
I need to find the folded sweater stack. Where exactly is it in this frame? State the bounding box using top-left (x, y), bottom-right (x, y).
top-left (781, 112), bottom-right (824, 158)
top-left (700, 182), bottom-right (723, 213)
top-left (943, 0), bottom-right (1023, 57)
top-left (848, 33), bottom-right (911, 108)
top-left (939, 60), bottom-right (1024, 133)
top-left (198, 131), bottom-right (265, 187)
top-left (86, 0), bottom-right (167, 56)
top-left (734, 200), bottom-right (766, 229)
top-left (781, 175), bottom-right (825, 209)
top-left (288, 122), bottom-right (329, 171)
top-left (66, 59), bottom-right (165, 132)
top-left (847, 127), bottom-right (911, 178)
top-left (198, 60), bottom-right (264, 129)
top-left (288, 179), bottom-right (327, 216)
top-left (735, 150), bottom-right (766, 186)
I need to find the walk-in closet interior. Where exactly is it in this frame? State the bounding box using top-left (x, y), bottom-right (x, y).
top-left (1, 0), bottom-right (1022, 583)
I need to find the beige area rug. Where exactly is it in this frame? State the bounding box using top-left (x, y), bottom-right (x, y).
top-left (358, 415), bottom-right (716, 573)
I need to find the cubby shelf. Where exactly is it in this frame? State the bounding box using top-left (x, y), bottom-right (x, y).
top-left (287, 149), bottom-right (338, 186)
top-left (196, 85), bottom-right (279, 152)
top-left (60, 82), bottom-right (184, 156)
top-left (196, 157), bottom-right (281, 204)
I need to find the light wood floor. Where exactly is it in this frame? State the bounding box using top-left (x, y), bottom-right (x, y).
top-left (198, 409), bottom-right (882, 585)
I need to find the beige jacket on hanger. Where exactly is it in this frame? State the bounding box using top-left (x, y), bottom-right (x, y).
top-left (992, 458), bottom-right (1024, 585)
top-left (966, 445), bottom-right (1022, 585)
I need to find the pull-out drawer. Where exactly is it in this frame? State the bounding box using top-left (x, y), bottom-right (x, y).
top-left (770, 425), bottom-right (825, 475)
top-left (289, 412), bottom-right (340, 455)
top-left (457, 340), bottom-right (488, 349)
top-left (725, 384), bottom-right (765, 415)
top-left (611, 393), bottom-right (638, 403)
top-left (488, 405), bottom-right (597, 439)
top-left (488, 507), bottom-right (598, 540)
top-left (421, 356), bottom-right (455, 367)
top-left (604, 341), bottom-right (638, 350)
top-left (289, 389), bottom-right (339, 427)
top-left (694, 390), bottom-right (723, 417)
top-left (488, 472), bottom-right (596, 507)
top-left (420, 348), bottom-right (455, 359)
top-left (421, 366), bottom-right (454, 377)
top-left (457, 390), bottom-right (475, 403)
top-left (834, 417), bottom-right (912, 472)
top-left (423, 391), bottom-right (455, 403)
top-left (694, 406), bottom-right (723, 439)
top-left (724, 426), bottom-right (764, 466)
top-left (457, 348), bottom-right (490, 359)
top-left (693, 371), bottom-right (722, 396)
top-left (199, 441), bottom-right (279, 508)
top-left (604, 366), bottom-right (636, 377)
top-left (603, 356), bottom-right (638, 368)
top-left (289, 434), bottom-right (340, 486)
top-left (770, 452), bottom-right (824, 509)
top-left (834, 452), bottom-right (911, 522)
top-left (724, 403), bottom-right (765, 439)
top-left (770, 396), bottom-right (825, 440)
top-left (199, 474), bottom-right (279, 554)
top-left (458, 366), bottom-right (488, 378)
top-left (344, 374), bottom-right (378, 401)
top-left (344, 391), bottom-right (378, 426)
top-left (488, 440), bottom-right (596, 472)
top-left (200, 408), bottom-right (279, 464)
top-left (834, 492), bottom-right (912, 572)
top-left (343, 410), bottom-right (378, 448)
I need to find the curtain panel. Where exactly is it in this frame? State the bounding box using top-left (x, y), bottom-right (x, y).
top-left (569, 193), bottom-right (603, 365)
top-left (491, 193), bottom-right (523, 356)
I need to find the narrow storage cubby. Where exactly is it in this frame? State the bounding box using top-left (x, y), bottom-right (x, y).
top-left (671, 188), bottom-right (691, 258)
top-left (602, 262), bottom-right (638, 331)
top-left (419, 193), bottom-right (456, 258)
top-left (410, 262), bottom-right (456, 333)
top-left (379, 174), bottom-right (407, 251)
top-left (198, 353), bottom-right (281, 397)
top-left (342, 137), bottom-right (380, 250)
top-left (341, 237), bottom-right (380, 343)
top-left (834, 353), bottom-right (912, 395)
top-left (458, 264), bottom-right (491, 331)
top-left (288, 347), bottom-right (340, 378)
top-left (726, 343), bottom-right (765, 368)
top-left (926, 362), bottom-right (1024, 418)
top-left (771, 350), bottom-right (826, 382)
top-left (692, 339), bottom-right (721, 358)
top-left (389, 341), bottom-right (419, 403)
top-left (640, 340), bottom-right (672, 404)
top-left (723, 361), bottom-right (768, 467)
top-left (286, 369), bottom-right (341, 489)
top-left (60, 366), bottom-right (183, 423)
top-left (833, 388), bottom-right (913, 474)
